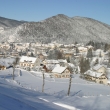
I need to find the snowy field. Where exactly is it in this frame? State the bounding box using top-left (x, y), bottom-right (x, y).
top-left (0, 68), bottom-right (110, 110)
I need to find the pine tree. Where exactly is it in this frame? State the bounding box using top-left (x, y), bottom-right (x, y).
top-left (75, 47), bottom-right (79, 55)
top-left (79, 57), bottom-right (84, 74)
top-left (94, 58), bottom-right (99, 66)
top-left (85, 59), bottom-right (90, 71)
top-left (107, 58), bottom-right (110, 68)
top-left (104, 43), bottom-right (108, 52)
top-left (67, 57), bottom-right (70, 63)
top-left (48, 48), bottom-right (64, 59)
top-left (86, 48), bottom-right (93, 58)
top-left (99, 51), bottom-right (102, 57)
top-left (79, 57), bottom-right (90, 74)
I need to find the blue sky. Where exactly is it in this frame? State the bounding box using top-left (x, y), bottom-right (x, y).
top-left (0, 0), bottom-right (110, 24)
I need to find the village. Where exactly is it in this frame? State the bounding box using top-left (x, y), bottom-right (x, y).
top-left (0, 41), bottom-right (110, 85)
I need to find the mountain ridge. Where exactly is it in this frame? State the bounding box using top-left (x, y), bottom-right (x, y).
top-left (0, 14), bottom-right (110, 44)
top-left (0, 16), bottom-right (26, 28)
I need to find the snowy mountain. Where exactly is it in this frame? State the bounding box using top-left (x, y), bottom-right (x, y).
top-left (0, 14), bottom-right (110, 43)
top-left (0, 16), bottom-right (26, 28)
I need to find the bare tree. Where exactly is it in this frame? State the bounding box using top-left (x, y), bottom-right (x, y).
top-left (42, 69), bottom-right (45, 92)
top-left (67, 73), bottom-right (72, 96)
top-left (67, 65), bottom-right (77, 96)
top-left (12, 57), bottom-right (20, 80)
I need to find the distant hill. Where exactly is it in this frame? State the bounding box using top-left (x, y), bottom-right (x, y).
top-left (0, 16), bottom-right (26, 28)
top-left (0, 14), bottom-right (110, 43)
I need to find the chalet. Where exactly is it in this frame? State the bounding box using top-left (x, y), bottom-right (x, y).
top-left (52, 66), bottom-right (70, 78)
top-left (58, 59), bottom-right (67, 66)
top-left (92, 64), bottom-right (107, 75)
top-left (86, 45), bottom-right (94, 50)
top-left (35, 47), bottom-right (48, 55)
top-left (84, 64), bottom-right (107, 84)
top-left (0, 44), bottom-right (10, 50)
top-left (19, 56), bottom-right (37, 69)
top-left (63, 52), bottom-right (73, 59)
top-left (11, 51), bottom-right (19, 57)
top-left (106, 68), bottom-right (110, 85)
top-left (38, 52), bottom-right (48, 60)
top-left (42, 60), bottom-right (59, 72)
top-left (15, 44), bottom-right (26, 51)
top-left (43, 59), bottom-right (59, 65)
top-left (0, 61), bottom-right (10, 70)
top-left (45, 64), bottom-right (55, 73)
top-left (0, 52), bottom-right (5, 57)
top-left (0, 65), bottom-right (6, 70)
top-left (93, 49), bottom-right (104, 57)
top-left (84, 70), bottom-right (107, 84)
top-left (78, 47), bottom-right (88, 53)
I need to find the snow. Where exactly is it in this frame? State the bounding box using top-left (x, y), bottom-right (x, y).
top-left (45, 60), bottom-right (59, 64)
top-left (39, 97), bottom-right (49, 102)
top-left (53, 102), bottom-right (79, 110)
top-left (20, 56), bottom-right (36, 63)
top-left (84, 70), bottom-right (103, 77)
top-left (68, 63), bottom-right (75, 68)
top-left (0, 57), bottom-right (15, 67)
top-left (52, 66), bottom-right (67, 74)
top-left (41, 52), bottom-right (48, 56)
top-left (1, 68), bottom-right (110, 110)
top-left (92, 64), bottom-right (107, 71)
top-left (58, 59), bottom-right (67, 63)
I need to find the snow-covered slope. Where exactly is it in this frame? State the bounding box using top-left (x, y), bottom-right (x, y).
top-left (0, 77), bottom-right (68, 110)
top-left (1, 68), bottom-right (110, 110)
top-left (0, 16), bottom-right (26, 28)
top-left (0, 14), bottom-right (110, 43)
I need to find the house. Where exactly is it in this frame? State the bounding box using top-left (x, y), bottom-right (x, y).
top-left (0, 43), bottom-right (10, 50)
top-left (93, 49), bottom-right (104, 57)
top-left (92, 64), bottom-right (107, 75)
top-left (11, 51), bottom-right (19, 57)
top-left (52, 65), bottom-right (70, 78)
top-left (42, 59), bottom-right (59, 72)
top-left (43, 59), bottom-right (59, 65)
top-left (58, 59), bottom-right (67, 66)
top-left (78, 46), bottom-right (88, 53)
top-left (0, 61), bottom-right (10, 70)
top-left (83, 64), bottom-right (108, 84)
top-left (0, 52), bottom-right (5, 57)
top-left (84, 70), bottom-right (107, 84)
top-left (45, 64), bottom-right (56, 73)
top-left (19, 56), bottom-right (37, 69)
top-left (0, 65), bottom-right (6, 70)
top-left (38, 52), bottom-right (48, 60)
top-left (63, 52), bottom-right (73, 59)
top-left (106, 68), bottom-right (110, 85)
top-left (86, 45), bottom-right (94, 50)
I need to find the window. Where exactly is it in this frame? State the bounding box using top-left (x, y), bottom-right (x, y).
top-left (66, 75), bottom-right (69, 77)
top-left (100, 81), bottom-right (103, 84)
top-left (58, 75), bottom-right (61, 78)
top-left (62, 75), bottom-right (65, 77)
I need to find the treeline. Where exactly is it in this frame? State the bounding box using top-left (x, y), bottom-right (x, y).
top-left (86, 41), bottom-right (110, 52)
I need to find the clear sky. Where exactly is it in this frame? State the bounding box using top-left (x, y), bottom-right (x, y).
top-left (0, 0), bottom-right (110, 25)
